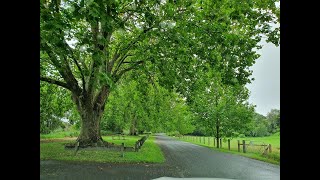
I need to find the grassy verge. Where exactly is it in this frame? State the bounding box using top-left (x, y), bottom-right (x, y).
top-left (40, 135), bottom-right (165, 163)
top-left (173, 133), bottom-right (280, 165)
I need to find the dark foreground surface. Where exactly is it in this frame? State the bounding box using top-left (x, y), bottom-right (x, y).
top-left (40, 134), bottom-right (280, 179)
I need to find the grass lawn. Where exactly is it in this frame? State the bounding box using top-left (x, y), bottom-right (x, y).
top-left (40, 135), bottom-right (165, 163)
top-left (174, 132), bottom-right (280, 165)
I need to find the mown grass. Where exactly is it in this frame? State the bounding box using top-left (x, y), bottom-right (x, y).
top-left (40, 135), bottom-right (165, 163)
top-left (174, 133), bottom-right (280, 165)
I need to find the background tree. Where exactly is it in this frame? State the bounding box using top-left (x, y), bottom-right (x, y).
top-left (101, 74), bottom-right (194, 135)
top-left (246, 112), bottom-right (269, 137)
top-left (266, 109), bottom-right (280, 133)
top-left (40, 82), bottom-right (74, 134)
top-left (191, 71), bottom-right (254, 148)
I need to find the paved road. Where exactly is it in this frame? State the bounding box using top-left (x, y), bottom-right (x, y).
top-left (156, 135), bottom-right (280, 179)
top-left (40, 134), bottom-right (280, 179)
top-left (40, 160), bottom-right (179, 180)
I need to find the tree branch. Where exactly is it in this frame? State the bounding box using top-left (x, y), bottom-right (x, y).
top-left (112, 53), bottom-right (134, 75)
top-left (121, 27), bottom-right (153, 52)
top-left (108, 46), bottom-right (121, 73)
top-left (41, 42), bottom-right (82, 96)
top-left (114, 61), bottom-right (144, 82)
top-left (87, 21), bottom-right (101, 95)
top-left (111, 27), bottom-right (153, 78)
top-left (40, 76), bottom-right (71, 90)
top-left (62, 40), bottom-right (86, 91)
top-left (122, 59), bottom-right (141, 64)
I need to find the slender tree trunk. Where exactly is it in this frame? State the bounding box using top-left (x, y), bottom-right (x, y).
top-left (216, 123), bottom-right (220, 148)
top-left (130, 114), bottom-right (137, 135)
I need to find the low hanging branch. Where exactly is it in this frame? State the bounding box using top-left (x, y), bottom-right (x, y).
top-left (41, 42), bottom-right (82, 96)
top-left (40, 76), bottom-right (71, 90)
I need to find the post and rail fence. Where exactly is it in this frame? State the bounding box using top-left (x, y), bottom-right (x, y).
top-left (179, 135), bottom-right (274, 156)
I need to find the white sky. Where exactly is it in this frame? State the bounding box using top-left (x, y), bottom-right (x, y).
top-left (246, 40), bottom-right (280, 116)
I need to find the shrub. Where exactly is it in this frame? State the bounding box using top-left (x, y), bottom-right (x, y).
top-left (101, 130), bottom-right (114, 136)
top-left (69, 131), bottom-right (79, 137)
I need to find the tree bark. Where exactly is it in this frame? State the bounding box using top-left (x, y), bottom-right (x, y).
top-left (72, 88), bottom-right (110, 147)
top-left (130, 114), bottom-right (137, 135)
top-left (77, 109), bottom-right (104, 147)
top-left (216, 124), bottom-right (220, 148)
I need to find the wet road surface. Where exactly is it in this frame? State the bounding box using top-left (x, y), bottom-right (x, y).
top-left (40, 134), bottom-right (280, 179)
top-left (156, 134), bottom-right (280, 179)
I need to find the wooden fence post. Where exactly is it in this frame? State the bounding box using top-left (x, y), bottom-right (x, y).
top-left (121, 143), bottom-right (124, 157)
top-left (268, 144), bottom-right (272, 153)
top-left (243, 140), bottom-right (246, 153)
top-left (228, 139), bottom-right (230, 150)
top-left (135, 142), bottom-right (138, 152)
top-left (208, 137), bottom-right (210, 145)
top-left (238, 140), bottom-right (240, 152)
top-left (200, 136), bottom-right (202, 143)
top-left (203, 137), bottom-right (205, 144)
top-left (214, 138), bottom-right (215, 146)
top-left (220, 138), bottom-right (222, 148)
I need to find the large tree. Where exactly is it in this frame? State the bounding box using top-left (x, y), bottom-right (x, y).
top-left (40, 0), bottom-right (279, 147)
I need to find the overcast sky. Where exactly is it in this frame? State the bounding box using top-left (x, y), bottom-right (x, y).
top-left (246, 40), bottom-right (280, 116)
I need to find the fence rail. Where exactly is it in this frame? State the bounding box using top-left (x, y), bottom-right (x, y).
top-left (178, 135), bottom-right (278, 156)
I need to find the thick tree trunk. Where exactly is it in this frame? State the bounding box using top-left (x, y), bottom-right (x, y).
top-left (72, 88), bottom-right (110, 147)
top-left (76, 109), bottom-right (104, 147)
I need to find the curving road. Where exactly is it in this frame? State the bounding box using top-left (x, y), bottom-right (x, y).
top-left (40, 134), bottom-right (280, 179)
top-left (155, 134), bottom-right (280, 179)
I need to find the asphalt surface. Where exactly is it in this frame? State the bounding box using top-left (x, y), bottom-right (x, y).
top-left (40, 134), bottom-right (280, 179)
top-left (156, 135), bottom-right (280, 180)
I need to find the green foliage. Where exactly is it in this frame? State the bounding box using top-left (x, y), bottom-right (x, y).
top-left (266, 109), bottom-right (280, 133)
top-left (40, 82), bottom-right (74, 134)
top-left (254, 124), bottom-right (269, 137)
top-left (102, 77), bottom-right (195, 135)
top-left (246, 112), bottom-right (268, 137)
top-left (247, 109), bottom-right (280, 137)
top-left (40, 0), bottom-right (280, 140)
top-left (190, 70), bottom-right (255, 138)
